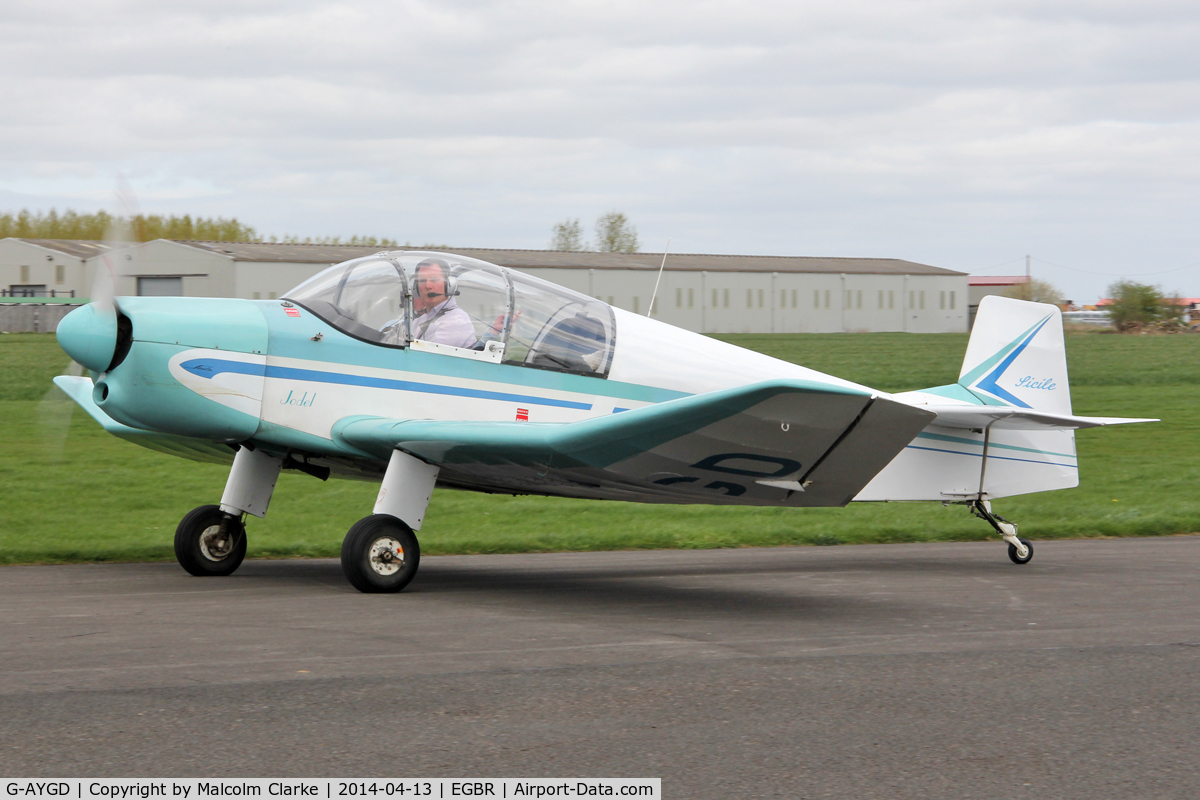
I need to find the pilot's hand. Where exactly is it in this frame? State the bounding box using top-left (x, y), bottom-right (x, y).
top-left (488, 310), bottom-right (521, 335)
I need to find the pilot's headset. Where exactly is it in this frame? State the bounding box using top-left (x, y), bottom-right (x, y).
top-left (415, 258), bottom-right (459, 300)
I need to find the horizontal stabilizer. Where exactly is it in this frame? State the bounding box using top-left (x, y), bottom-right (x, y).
top-left (335, 379), bottom-right (935, 507)
top-left (925, 405), bottom-right (1158, 431)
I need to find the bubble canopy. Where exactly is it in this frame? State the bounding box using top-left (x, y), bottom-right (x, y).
top-left (284, 251), bottom-right (616, 378)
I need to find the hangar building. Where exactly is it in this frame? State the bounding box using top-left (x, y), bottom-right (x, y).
top-left (1, 238), bottom-right (968, 334)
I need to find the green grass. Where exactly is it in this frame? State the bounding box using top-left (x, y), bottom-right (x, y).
top-left (1, 331), bottom-right (1196, 564)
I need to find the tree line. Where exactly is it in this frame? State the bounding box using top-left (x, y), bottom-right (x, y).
top-left (1005, 276), bottom-right (1190, 332)
top-left (550, 212), bottom-right (640, 253)
top-left (0, 208), bottom-right (398, 247)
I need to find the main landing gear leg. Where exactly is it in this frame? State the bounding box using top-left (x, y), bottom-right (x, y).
top-left (970, 499), bottom-right (1033, 565)
top-left (341, 449), bottom-right (439, 593)
top-left (175, 445), bottom-right (283, 577)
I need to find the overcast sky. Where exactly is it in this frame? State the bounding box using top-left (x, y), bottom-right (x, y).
top-left (3, 0), bottom-right (1199, 301)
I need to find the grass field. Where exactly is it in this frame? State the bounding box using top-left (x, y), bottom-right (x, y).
top-left (1, 330), bottom-right (1196, 564)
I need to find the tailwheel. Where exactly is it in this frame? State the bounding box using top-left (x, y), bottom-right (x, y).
top-left (174, 504), bottom-right (247, 577)
top-left (970, 499), bottom-right (1033, 565)
top-left (1008, 537), bottom-right (1034, 565)
top-left (340, 514), bottom-right (421, 593)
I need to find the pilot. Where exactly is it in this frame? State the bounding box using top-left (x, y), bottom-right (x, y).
top-left (411, 258), bottom-right (477, 349)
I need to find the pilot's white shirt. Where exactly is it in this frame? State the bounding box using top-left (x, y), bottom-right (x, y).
top-left (413, 298), bottom-right (477, 349)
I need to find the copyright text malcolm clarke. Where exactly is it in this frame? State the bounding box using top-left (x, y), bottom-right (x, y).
top-left (3, 781), bottom-right (660, 800)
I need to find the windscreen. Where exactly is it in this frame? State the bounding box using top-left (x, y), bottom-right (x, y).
top-left (284, 257), bottom-right (407, 345)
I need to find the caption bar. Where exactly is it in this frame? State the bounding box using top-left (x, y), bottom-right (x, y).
top-left (4, 781), bottom-right (660, 800)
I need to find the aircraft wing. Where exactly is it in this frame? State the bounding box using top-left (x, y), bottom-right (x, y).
top-left (54, 375), bottom-right (236, 466)
top-left (923, 405), bottom-right (1158, 431)
top-left (334, 379), bottom-right (936, 507)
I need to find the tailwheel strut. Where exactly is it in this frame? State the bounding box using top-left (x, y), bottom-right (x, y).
top-left (970, 499), bottom-right (1033, 564)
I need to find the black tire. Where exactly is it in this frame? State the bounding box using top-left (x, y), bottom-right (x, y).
top-left (174, 504), bottom-right (247, 577)
top-left (340, 514), bottom-right (420, 593)
top-left (1007, 537), bottom-right (1034, 565)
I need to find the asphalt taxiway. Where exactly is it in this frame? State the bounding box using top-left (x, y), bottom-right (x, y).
top-left (2, 537), bottom-right (1199, 798)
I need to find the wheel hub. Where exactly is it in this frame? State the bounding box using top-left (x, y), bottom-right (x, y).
top-left (199, 524), bottom-right (234, 561)
top-left (368, 537), bottom-right (405, 576)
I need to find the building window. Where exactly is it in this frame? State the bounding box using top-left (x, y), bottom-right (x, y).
top-left (269, 292), bottom-right (277, 300)
top-left (632, 296), bottom-right (640, 314)
top-left (55, 264), bottom-right (65, 285)
top-left (920, 291), bottom-right (926, 310)
top-left (825, 290), bottom-right (831, 309)
top-left (791, 289), bottom-right (797, 308)
top-left (950, 291), bottom-right (956, 310)
top-left (780, 291), bottom-right (785, 308)
top-left (856, 290), bottom-right (862, 309)
top-left (814, 290), bottom-right (820, 309)
top-left (723, 288), bottom-right (730, 308)
top-left (19, 265), bottom-right (29, 283)
top-left (878, 290), bottom-right (883, 309)
top-left (608, 296), bottom-right (615, 306)
top-left (746, 289), bottom-right (753, 308)
top-left (758, 288), bottom-right (764, 308)
top-left (940, 291), bottom-right (946, 310)
top-left (688, 288), bottom-right (694, 309)
top-left (253, 291), bottom-right (261, 299)
top-left (889, 290), bottom-right (894, 309)
top-left (676, 288), bottom-right (682, 308)
top-left (845, 290), bottom-right (852, 308)
top-left (909, 290), bottom-right (915, 309)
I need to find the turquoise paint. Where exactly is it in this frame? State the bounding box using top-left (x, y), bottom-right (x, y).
top-left (56, 303), bottom-right (118, 373)
top-left (958, 316), bottom-right (1046, 388)
top-left (914, 431), bottom-right (1077, 460)
top-left (971, 316), bottom-right (1052, 408)
top-left (119, 296), bottom-right (269, 355)
top-left (337, 379), bottom-right (873, 468)
top-left (54, 375), bottom-right (235, 466)
top-left (905, 443), bottom-right (1078, 470)
top-left (97, 340), bottom-right (261, 441)
top-left (918, 383), bottom-right (987, 404)
top-left (252, 419), bottom-right (377, 462)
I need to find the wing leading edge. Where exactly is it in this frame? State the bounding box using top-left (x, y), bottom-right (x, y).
top-left (334, 379), bottom-right (936, 507)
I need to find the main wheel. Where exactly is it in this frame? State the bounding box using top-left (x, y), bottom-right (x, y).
top-left (340, 514), bottom-right (421, 593)
top-left (174, 504), bottom-right (247, 577)
top-left (1007, 537), bottom-right (1034, 565)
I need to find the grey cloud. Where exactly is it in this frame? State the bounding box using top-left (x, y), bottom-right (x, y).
top-left (2, 0), bottom-right (1199, 300)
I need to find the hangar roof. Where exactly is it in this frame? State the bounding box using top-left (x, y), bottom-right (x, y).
top-left (175, 241), bottom-right (965, 276)
top-left (7, 239), bottom-right (118, 259)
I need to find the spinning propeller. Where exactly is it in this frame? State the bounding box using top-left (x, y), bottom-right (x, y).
top-left (41, 180), bottom-right (141, 451)
top-left (56, 179), bottom-right (138, 373)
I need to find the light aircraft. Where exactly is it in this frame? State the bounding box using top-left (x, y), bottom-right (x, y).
top-left (53, 250), bottom-right (1155, 592)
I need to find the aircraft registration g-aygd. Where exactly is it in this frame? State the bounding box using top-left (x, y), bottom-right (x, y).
top-left (54, 251), bottom-right (1155, 592)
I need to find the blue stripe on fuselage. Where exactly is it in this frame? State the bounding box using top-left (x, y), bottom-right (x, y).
top-left (180, 358), bottom-right (595, 410)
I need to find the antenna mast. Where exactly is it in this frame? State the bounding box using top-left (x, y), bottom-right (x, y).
top-left (647, 239), bottom-right (671, 317)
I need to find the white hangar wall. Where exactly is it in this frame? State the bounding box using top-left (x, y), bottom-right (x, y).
top-left (509, 267), bottom-right (967, 334)
top-left (2, 239), bottom-right (969, 334)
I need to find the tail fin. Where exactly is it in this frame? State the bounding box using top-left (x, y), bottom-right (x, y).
top-left (958, 296), bottom-right (1071, 415)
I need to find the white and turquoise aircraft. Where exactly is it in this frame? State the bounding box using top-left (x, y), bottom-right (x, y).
top-left (54, 250), bottom-right (1154, 592)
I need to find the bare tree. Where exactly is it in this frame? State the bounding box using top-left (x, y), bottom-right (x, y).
top-left (550, 218), bottom-right (585, 251)
top-left (594, 211), bottom-right (639, 253)
top-left (1003, 278), bottom-right (1063, 305)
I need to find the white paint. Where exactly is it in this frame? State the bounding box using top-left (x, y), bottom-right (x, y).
top-left (607, 307), bottom-right (874, 397)
top-left (168, 349), bottom-right (266, 420)
top-left (374, 449), bottom-right (440, 530)
top-left (220, 446), bottom-right (282, 518)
